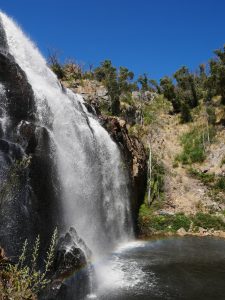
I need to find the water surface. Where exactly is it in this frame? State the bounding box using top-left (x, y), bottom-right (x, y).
top-left (95, 237), bottom-right (225, 300)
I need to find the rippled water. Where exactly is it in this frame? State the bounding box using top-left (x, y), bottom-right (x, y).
top-left (93, 237), bottom-right (225, 300)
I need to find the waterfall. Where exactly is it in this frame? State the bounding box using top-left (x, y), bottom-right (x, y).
top-left (0, 11), bottom-right (133, 266)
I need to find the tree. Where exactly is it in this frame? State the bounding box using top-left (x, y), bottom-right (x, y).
top-left (180, 101), bottom-right (192, 123)
top-left (208, 45), bottom-right (225, 104)
top-left (138, 73), bottom-right (149, 91)
top-left (94, 60), bottom-right (120, 115)
top-left (118, 67), bottom-right (134, 93)
top-left (160, 76), bottom-right (181, 112)
top-left (138, 74), bottom-right (159, 92)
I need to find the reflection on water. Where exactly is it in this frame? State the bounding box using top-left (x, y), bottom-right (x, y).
top-left (95, 237), bottom-right (225, 300)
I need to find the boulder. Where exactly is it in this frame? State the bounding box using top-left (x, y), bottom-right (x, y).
top-left (42, 227), bottom-right (92, 300)
top-left (177, 228), bottom-right (187, 236)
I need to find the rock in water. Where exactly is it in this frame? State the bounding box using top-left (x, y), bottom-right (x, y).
top-left (42, 227), bottom-right (92, 300)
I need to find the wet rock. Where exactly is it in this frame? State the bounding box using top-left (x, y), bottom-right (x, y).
top-left (42, 227), bottom-right (91, 300)
top-left (0, 51), bottom-right (35, 123)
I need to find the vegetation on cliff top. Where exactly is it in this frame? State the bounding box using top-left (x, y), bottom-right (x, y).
top-left (49, 45), bottom-right (225, 124)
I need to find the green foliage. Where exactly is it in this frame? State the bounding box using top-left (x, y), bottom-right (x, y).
top-left (148, 157), bottom-right (165, 205)
top-left (206, 106), bottom-right (216, 125)
top-left (0, 229), bottom-right (58, 299)
top-left (176, 126), bottom-right (215, 164)
top-left (142, 95), bottom-right (171, 125)
top-left (180, 101), bottom-right (192, 123)
top-left (48, 43), bottom-right (225, 126)
top-left (207, 45), bottom-right (225, 104)
top-left (160, 76), bottom-right (180, 112)
top-left (138, 206), bottom-right (191, 233)
top-left (189, 168), bottom-right (225, 194)
top-left (0, 157), bottom-right (31, 208)
top-left (172, 161), bottom-right (179, 168)
top-left (214, 177), bottom-right (225, 191)
top-left (94, 60), bottom-right (137, 115)
top-left (176, 128), bottom-right (205, 164)
top-left (118, 67), bottom-right (135, 93)
top-left (137, 74), bottom-right (160, 92)
top-left (192, 213), bottom-right (225, 230)
top-left (139, 205), bottom-right (225, 235)
top-left (188, 168), bottom-right (215, 185)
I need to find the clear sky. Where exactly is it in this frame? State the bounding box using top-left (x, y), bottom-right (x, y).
top-left (1, 0), bottom-right (225, 80)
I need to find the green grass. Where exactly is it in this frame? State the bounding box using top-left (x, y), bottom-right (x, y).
top-left (192, 212), bottom-right (225, 230)
top-left (139, 204), bottom-right (191, 233)
top-left (142, 95), bottom-right (171, 126)
top-left (176, 126), bottom-right (216, 165)
top-left (138, 204), bottom-right (225, 234)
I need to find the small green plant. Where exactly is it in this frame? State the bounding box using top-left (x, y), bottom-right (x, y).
top-left (176, 126), bottom-right (215, 164)
top-left (0, 229), bottom-right (58, 299)
top-left (189, 168), bottom-right (225, 197)
top-left (188, 168), bottom-right (215, 185)
top-left (214, 176), bottom-right (225, 191)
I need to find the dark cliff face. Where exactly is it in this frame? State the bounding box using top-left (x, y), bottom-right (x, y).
top-left (0, 17), bottom-right (90, 299)
top-left (0, 17), bottom-right (62, 256)
top-left (100, 116), bottom-right (147, 233)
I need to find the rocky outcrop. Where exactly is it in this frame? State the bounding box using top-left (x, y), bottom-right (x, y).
top-left (63, 79), bottom-right (109, 115)
top-left (100, 116), bottom-right (147, 232)
top-left (42, 227), bottom-right (92, 300)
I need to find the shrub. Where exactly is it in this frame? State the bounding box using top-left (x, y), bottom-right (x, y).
top-left (171, 213), bottom-right (191, 231)
top-left (176, 126), bottom-right (215, 164)
top-left (189, 168), bottom-right (225, 194)
top-left (215, 177), bottom-right (225, 191)
top-left (188, 168), bottom-right (215, 185)
top-left (0, 229), bottom-right (58, 299)
top-left (138, 206), bottom-right (191, 233)
top-left (192, 213), bottom-right (225, 230)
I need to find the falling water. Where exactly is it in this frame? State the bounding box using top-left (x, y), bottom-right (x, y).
top-left (0, 11), bottom-right (133, 268)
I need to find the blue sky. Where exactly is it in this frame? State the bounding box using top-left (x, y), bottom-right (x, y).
top-left (1, 0), bottom-right (225, 80)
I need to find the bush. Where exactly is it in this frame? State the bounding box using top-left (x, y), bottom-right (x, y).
top-left (176, 126), bottom-right (215, 164)
top-left (189, 168), bottom-right (225, 194)
top-left (192, 213), bottom-right (225, 230)
top-left (0, 229), bottom-right (58, 299)
top-left (188, 168), bottom-right (215, 185)
top-left (215, 177), bottom-right (225, 191)
top-left (138, 206), bottom-right (191, 233)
